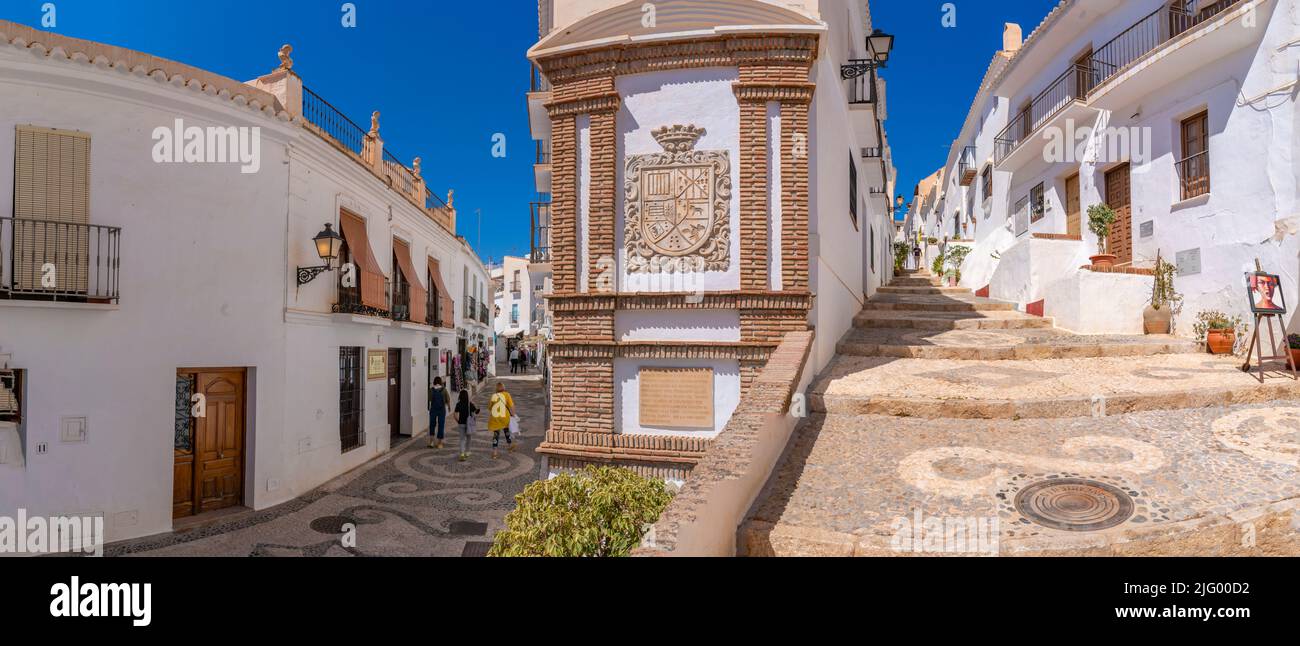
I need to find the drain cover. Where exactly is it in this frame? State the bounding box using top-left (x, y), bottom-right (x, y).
top-left (1014, 478), bottom-right (1134, 532)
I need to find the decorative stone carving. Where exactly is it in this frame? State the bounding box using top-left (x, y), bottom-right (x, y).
top-left (277, 44), bottom-right (293, 71)
top-left (625, 125), bottom-right (731, 273)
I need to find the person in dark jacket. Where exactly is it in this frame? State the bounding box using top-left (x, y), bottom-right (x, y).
top-left (453, 389), bottom-right (479, 462)
top-left (428, 377), bottom-right (450, 449)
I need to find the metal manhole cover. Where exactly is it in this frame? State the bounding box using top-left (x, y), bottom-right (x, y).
top-left (1014, 478), bottom-right (1134, 532)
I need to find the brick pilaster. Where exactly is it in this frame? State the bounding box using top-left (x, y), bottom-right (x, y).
top-left (736, 97), bottom-right (769, 291)
top-left (550, 115), bottom-right (578, 293)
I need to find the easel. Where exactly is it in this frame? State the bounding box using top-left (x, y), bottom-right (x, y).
top-left (1240, 259), bottom-right (1299, 383)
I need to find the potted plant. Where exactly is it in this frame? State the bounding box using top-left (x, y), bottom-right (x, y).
top-left (931, 252), bottom-right (946, 277)
top-left (1143, 254), bottom-right (1182, 334)
top-left (1087, 204), bottom-right (1118, 267)
top-left (1288, 334), bottom-right (1300, 369)
top-left (892, 241), bottom-right (910, 273)
top-left (1193, 310), bottom-right (1245, 355)
top-left (945, 245), bottom-right (972, 286)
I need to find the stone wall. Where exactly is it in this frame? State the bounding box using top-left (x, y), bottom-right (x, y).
top-left (632, 329), bottom-right (814, 557)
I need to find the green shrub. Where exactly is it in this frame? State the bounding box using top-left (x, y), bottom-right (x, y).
top-left (931, 253), bottom-right (945, 276)
top-left (1087, 204), bottom-right (1117, 254)
top-left (489, 465), bottom-right (673, 557)
top-left (892, 241), bottom-right (911, 272)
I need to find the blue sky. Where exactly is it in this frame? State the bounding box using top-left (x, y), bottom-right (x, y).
top-left (0, 0), bottom-right (1059, 262)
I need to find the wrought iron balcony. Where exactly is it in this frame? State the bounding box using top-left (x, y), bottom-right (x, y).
top-left (536, 140), bottom-right (551, 165)
top-left (841, 60), bottom-right (878, 105)
top-left (994, 63), bottom-right (1099, 166)
top-left (302, 85), bottom-right (367, 157)
top-left (0, 217), bottom-right (121, 304)
top-left (334, 277), bottom-right (391, 318)
top-left (958, 146), bottom-right (977, 186)
top-left (1092, 0), bottom-right (1243, 87)
top-left (530, 201), bottom-right (552, 264)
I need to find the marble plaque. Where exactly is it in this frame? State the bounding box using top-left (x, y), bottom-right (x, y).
top-left (639, 367), bottom-right (713, 429)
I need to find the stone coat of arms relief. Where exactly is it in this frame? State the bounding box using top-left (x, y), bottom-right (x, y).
top-left (625, 125), bottom-right (732, 274)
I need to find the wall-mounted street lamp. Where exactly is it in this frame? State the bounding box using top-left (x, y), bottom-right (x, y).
top-left (841, 28), bottom-right (895, 80)
top-left (297, 223), bottom-right (344, 286)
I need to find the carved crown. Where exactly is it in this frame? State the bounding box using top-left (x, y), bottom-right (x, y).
top-left (652, 125), bottom-right (707, 153)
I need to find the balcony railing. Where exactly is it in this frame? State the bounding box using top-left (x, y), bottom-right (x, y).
top-left (530, 65), bottom-right (551, 93)
top-left (334, 277), bottom-right (391, 318)
top-left (465, 295), bottom-right (477, 322)
top-left (479, 303), bottom-right (490, 326)
top-left (841, 61), bottom-right (877, 105)
top-left (536, 141), bottom-right (551, 165)
top-left (861, 147), bottom-right (883, 159)
top-left (302, 85), bottom-right (367, 157)
top-left (530, 201), bottom-right (552, 264)
top-left (389, 277), bottom-right (411, 322)
top-left (958, 146), bottom-right (977, 186)
top-left (994, 63), bottom-right (1099, 165)
top-left (1177, 150), bottom-right (1211, 201)
top-left (1092, 0), bottom-right (1243, 87)
top-left (1, 217), bottom-right (121, 304)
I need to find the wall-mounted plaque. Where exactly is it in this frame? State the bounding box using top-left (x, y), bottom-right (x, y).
top-left (1175, 248), bottom-right (1202, 277)
top-left (367, 350), bottom-right (387, 380)
top-left (639, 367), bottom-right (713, 429)
top-left (1139, 220), bottom-right (1154, 238)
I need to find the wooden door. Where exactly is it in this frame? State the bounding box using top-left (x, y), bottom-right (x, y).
top-left (388, 348), bottom-right (402, 438)
top-left (1065, 174), bottom-right (1081, 237)
top-left (1105, 164), bottom-right (1133, 264)
top-left (174, 370), bottom-right (245, 519)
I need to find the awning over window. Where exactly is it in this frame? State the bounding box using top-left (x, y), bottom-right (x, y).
top-left (428, 257), bottom-right (454, 329)
top-left (393, 238), bottom-right (427, 324)
top-left (338, 210), bottom-right (387, 310)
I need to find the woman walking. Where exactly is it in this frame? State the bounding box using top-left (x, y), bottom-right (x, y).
top-left (454, 388), bottom-right (479, 462)
top-left (488, 382), bottom-right (516, 459)
top-left (428, 377), bottom-right (450, 449)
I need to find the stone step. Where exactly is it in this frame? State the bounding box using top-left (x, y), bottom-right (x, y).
top-left (808, 353), bottom-right (1300, 419)
top-left (876, 286), bottom-right (971, 295)
top-left (853, 310), bottom-right (1055, 331)
top-left (890, 278), bottom-right (943, 287)
top-left (863, 295), bottom-right (1016, 312)
top-left (835, 328), bottom-right (1202, 361)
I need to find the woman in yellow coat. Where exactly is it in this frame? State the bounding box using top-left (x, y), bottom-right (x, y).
top-left (488, 382), bottom-right (516, 459)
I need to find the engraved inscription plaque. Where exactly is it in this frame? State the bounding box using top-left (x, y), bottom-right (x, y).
top-left (639, 368), bottom-right (714, 429)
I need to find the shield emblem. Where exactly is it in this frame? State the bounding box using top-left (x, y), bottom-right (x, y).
top-left (641, 166), bottom-right (714, 257)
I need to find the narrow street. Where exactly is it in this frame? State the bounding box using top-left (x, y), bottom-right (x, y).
top-left (105, 373), bottom-right (546, 557)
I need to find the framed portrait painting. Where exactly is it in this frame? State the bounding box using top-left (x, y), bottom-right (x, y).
top-left (1246, 272), bottom-right (1286, 315)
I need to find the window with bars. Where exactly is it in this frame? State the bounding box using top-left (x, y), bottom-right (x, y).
top-left (1179, 111), bottom-right (1210, 201)
top-left (1, 369), bottom-right (22, 424)
top-left (426, 268), bottom-right (440, 327)
top-left (390, 251), bottom-right (410, 321)
top-left (339, 347), bottom-right (365, 453)
top-left (981, 166), bottom-right (992, 204)
top-left (1030, 183), bottom-right (1046, 223)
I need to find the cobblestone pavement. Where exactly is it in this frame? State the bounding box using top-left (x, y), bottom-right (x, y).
top-left (744, 271), bottom-right (1300, 556)
top-left (105, 373), bottom-right (546, 557)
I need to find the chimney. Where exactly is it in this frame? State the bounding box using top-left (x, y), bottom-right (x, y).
top-left (1003, 23), bottom-right (1023, 54)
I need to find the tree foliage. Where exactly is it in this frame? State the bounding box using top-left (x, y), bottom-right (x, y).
top-left (489, 465), bottom-right (673, 557)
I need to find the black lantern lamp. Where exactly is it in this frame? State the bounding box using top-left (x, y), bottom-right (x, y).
top-left (841, 28), bottom-right (895, 80)
top-left (297, 223), bottom-right (344, 286)
top-left (868, 29), bottom-right (895, 67)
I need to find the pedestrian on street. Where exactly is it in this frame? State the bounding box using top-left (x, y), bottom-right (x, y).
top-left (454, 388), bottom-right (479, 462)
top-left (519, 346), bottom-right (529, 374)
top-left (509, 346), bottom-right (519, 374)
top-left (488, 381), bottom-right (516, 460)
top-left (428, 376), bottom-right (450, 449)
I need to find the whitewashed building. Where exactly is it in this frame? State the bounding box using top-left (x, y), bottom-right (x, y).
top-left (932, 0), bottom-right (1300, 334)
top-left (0, 21), bottom-right (490, 544)
top-left (526, 0), bottom-right (897, 478)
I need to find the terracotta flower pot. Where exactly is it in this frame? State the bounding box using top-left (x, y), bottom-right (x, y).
top-left (1289, 348), bottom-right (1300, 369)
top-left (1143, 305), bottom-right (1172, 335)
top-left (1206, 329), bottom-right (1235, 354)
top-left (1090, 254), bottom-right (1118, 268)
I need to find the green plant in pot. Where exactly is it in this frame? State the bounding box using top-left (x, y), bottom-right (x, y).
top-left (931, 252), bottom-right (946, 277)
top-left (1143, 253), bottom-right (1182, 335)
top-left (1193, 310), bottom-right (1245, 355)
top-left (892, 241), bottom-right (911, 273)
top-left (1087, 204), bottom-right (1118, 268)
top-left (945, 245), bottom-right (972, 286)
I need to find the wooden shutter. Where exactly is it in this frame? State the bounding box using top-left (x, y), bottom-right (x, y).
top-left (337, 211), bottom-right (387, 310)
top-left (14, 126), bottom-right (91, 293)
top-left (393, 239), bottom-right (427, 324)
top-left (428, 257), bottom-right (454, 328)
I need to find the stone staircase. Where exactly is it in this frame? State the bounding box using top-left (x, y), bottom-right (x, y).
top-left (739, 269), bottom-right (1300, 557)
